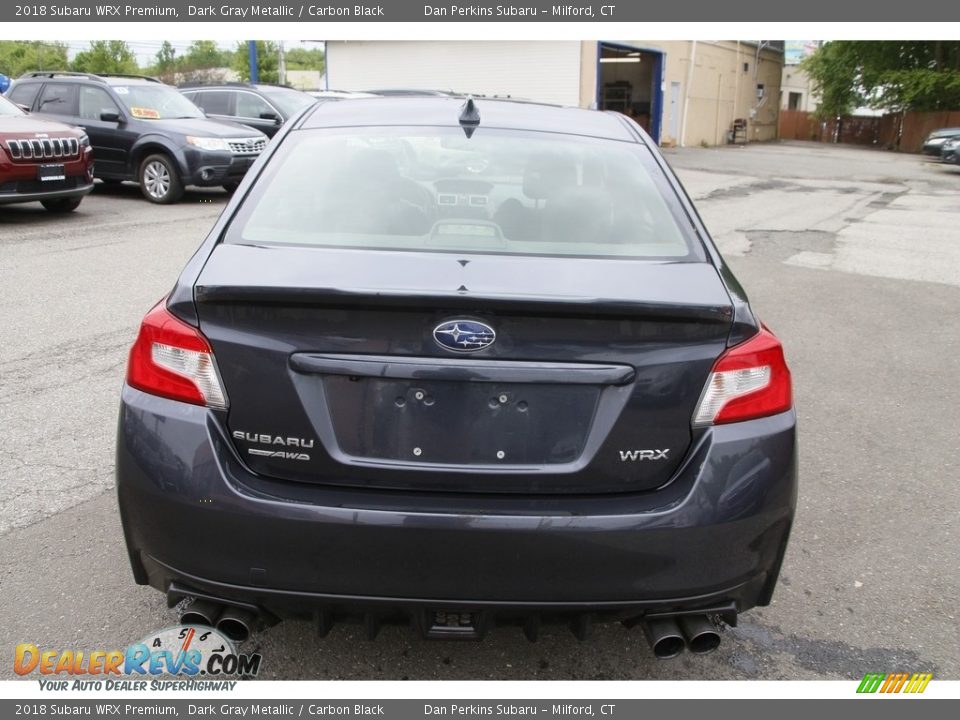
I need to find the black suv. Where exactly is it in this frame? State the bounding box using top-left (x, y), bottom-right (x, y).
top-left (8, 72), bottom-right (268, 203)
top-left (179, 82), bottom-right (316, 138)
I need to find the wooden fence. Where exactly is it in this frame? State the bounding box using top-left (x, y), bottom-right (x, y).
top-left (778, 109), bottom-right (960, 152)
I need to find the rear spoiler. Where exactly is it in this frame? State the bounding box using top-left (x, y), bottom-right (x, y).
top-left (194, 285), bottom-right (733, 324)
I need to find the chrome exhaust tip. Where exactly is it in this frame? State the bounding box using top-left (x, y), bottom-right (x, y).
top-left (679, 615), bottom-right (721, 654)
top-left (642, 618), bottom-right (686, 659)
top-left (216, 606), bottom-right (258, 642)
top-left (179, 598), bottom-right (222, 627)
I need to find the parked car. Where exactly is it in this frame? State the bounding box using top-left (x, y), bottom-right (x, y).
top-left (179, 82), bottom-right (317, 138)
top-left (307, 89), bottom-right (377, 100)
top-left (116, 97), bottom-right (797, 656)
top-left (8, 72), bottom-right (268, 203)
top-left (0, 93), bottom-right (94, 212)
top-left (941, 136), bottom-right (960, 165)
top-left (921, 127), bottom-right (960, 156)
top-left (367, 88), bottom-right (458, 97)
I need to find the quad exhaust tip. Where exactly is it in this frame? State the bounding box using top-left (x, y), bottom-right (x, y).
top-left (642, 618), bottom-right (686, 659)
top-left (178, 599), bottom-right (259, 642)
top-left (642, 614), bottom-right (722, 658)
top-left (179, 598), bottom-right (222, 627)
top-left (217, 606), bottom-right (258, 642)
top-left (678, 614), bottom-right (721, 654)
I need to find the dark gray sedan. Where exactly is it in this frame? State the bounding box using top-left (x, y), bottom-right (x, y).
top-left (116, 97), bottom-right (797, 658)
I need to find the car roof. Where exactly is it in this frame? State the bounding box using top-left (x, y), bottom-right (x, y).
top-left (103, 77), bottom-right (163, 86)
top-left (299, 97), bottom-right (639, 142)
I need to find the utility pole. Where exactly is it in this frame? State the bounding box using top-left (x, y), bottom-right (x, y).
top-left (247, 41), bottom-right (259, 84)
top-left (278, 41), bottom-right (287, 86)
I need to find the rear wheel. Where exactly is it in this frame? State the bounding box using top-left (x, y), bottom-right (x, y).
top-left (139, 154), bottom-right (183, 204)
top-left (41, 197), bottom-right (83, 213)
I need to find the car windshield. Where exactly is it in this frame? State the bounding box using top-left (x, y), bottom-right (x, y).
top-left (261, 87), bottom-right (316, 116)
top-left (226, 127), bottom-right (700, 261)
top-left (0, 95), bottom-right (24, 117)
top-left (111, 84), bottom-right (204, 120)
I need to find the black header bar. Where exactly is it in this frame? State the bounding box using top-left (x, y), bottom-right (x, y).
top-left (1, 0), bottom-right (953, 22)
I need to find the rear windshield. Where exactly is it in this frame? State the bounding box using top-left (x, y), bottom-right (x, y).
top-left (225, 127), bottom-right (702, 261)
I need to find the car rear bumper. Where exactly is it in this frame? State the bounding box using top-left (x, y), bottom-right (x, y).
top-left (116, 385), bottom-right (797, 622)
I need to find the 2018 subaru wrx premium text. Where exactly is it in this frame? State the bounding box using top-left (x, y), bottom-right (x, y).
top-left (116, 97), bottom-right (797, 657)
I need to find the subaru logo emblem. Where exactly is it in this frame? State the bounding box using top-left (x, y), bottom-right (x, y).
top-left (433, 320), bottom-right (496, 353)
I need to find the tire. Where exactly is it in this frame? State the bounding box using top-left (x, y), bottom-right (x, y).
top-left (222, 181), bottom-right (240, 194)
top-left (138, 154), bottom-right (184, 204)
top-left (41, 197), bottom-right (83, 213)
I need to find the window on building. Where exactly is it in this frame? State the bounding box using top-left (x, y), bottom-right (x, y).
top-left (788, 92), bottom-right (802, 111)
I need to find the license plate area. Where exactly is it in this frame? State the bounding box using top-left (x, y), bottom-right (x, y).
top-left (322, 376), bottom-right (599, 465)
top-left (37, 164), bottom-right (66, 182)
top-left (419, 610), bottom-right (487, 640)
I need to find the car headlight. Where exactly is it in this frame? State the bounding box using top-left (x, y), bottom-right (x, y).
top-left (78, 133), bottom-right (90, 148)
top-left (927, 137), bottom-right (947, 145)
top-left (186, 136), bottom-right (230, 152)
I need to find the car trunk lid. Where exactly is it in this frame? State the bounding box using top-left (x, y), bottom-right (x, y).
top-left (194, 244), bottom-right (733, 494)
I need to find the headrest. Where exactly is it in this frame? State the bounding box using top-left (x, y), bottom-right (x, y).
top-left (523, 153), bottom-right (578, 200)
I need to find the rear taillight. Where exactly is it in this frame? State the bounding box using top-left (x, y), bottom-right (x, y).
top-left (126, 300), bottom-right (227, 409)
top-left (693, 325), bottom-right (792, 425)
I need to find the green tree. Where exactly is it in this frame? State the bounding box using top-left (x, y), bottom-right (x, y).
top-left (151, 41), bottom-right (177, 82)
top-left (803, 41), bottom-right (960, 117)
top-left (71, 41), bottom-right (139, 75)
top-left (182, 40), bottom-right (229, 70)
top-left (0, 41), bottom-right (70, 78)
top-left (232, 41), bottom-right (279, 84)
top-left (284, 46), bottom-right (325, 73)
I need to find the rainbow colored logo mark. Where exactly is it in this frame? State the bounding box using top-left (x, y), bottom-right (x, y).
top-left (857, 672), bottom-right (933, 694)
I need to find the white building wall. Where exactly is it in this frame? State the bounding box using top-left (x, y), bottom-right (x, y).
top-left (324, 41), bottom-right (583, 107)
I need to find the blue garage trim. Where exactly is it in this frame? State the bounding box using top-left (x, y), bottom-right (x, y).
top-left (596, 41), bottom-right (665, 145)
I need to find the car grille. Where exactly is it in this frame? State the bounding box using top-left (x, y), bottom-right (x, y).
top-left (227, 137), bottom-right (266, 155)
top-left (5, 137), bottom-right (81, 161)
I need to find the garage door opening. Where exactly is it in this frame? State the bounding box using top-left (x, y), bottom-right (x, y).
top-left (597, 43), bottom-right (663, 144)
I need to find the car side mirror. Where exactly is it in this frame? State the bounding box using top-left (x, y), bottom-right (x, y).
top-left (100, 110), bottom-right (122, 123)
top-left (260, 112), bottom-right (281, 124)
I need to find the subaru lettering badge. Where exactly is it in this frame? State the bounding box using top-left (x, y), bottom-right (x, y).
top-left (433, 320), bottom-right (496, 352)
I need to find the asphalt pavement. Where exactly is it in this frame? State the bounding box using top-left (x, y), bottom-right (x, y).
top-left (1, 142), bottom-right (958, 680)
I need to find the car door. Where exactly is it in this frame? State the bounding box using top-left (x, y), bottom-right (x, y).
top-left (76, 85), bottom-right (131, 178)
top-left (233, 91), bottom-right (283, 137)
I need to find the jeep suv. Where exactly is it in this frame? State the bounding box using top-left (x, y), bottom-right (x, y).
top-left (179, 82), bottom-right (317, 138)
top-left (8, 72), bottom-right (268, 203)
top-left (0, 93), bottom-right (94, 212)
